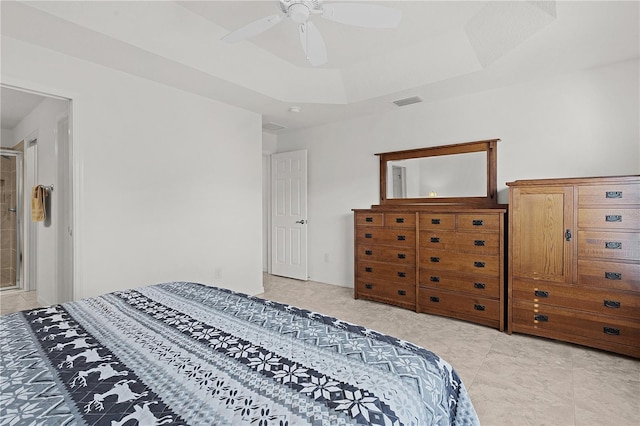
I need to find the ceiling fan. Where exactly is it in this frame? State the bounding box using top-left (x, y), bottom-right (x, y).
top-left (221, 0), bottom-right (402, 66)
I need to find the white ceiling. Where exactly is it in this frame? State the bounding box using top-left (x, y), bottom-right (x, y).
top-left (0, 87), bottom-right (46, 130)
top-left (1, 1), bottom-right (638, 134)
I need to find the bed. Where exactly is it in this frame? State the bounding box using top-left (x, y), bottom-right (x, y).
top-left (1, 281), bottom-right (479, 425)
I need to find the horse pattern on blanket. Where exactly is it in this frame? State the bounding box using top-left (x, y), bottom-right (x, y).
top-left (0, 282), bottom-right (480, 425)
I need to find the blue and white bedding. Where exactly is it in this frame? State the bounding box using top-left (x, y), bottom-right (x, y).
top-left (1, 282), bottom-right (479, 425)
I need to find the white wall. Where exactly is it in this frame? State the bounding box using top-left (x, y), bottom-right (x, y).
top-left (11, 97), bottom-right (68, 305)
top-left (1, 128), bottom-right (15, 147)
top-left (276, 59), bottom-right (640, 288)
top-left (262, 132), bottom-right (277, 271)
top-left (2, 37), bottom-right (264, 299)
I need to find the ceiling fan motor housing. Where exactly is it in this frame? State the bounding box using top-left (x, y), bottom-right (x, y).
top-left (280, 0), bottom-right (323, 20)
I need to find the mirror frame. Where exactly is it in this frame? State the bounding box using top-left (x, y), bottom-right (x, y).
top-left (377, 139), bottom-right (500, 206)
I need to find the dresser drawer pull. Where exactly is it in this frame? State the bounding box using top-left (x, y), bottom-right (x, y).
top-left (431, 219), bottom-right (441, 225)
top-left (396, 217), bottom-right (405, 223)
top-left (474, 282), bottom-right (486, 289)
top-left (365, 267), bottom-right (373, 273)
top-left (474, 304), bottom-right (485, 311)
top-left (429, 296), bottom-right (440, 303)
top-left (605, 214), bottom-right (622, 222)
top-left (430, 276), bottom-right (440, 282)
top-left (604, 300), bottom-right (621, 309)
top-left (397, 272), bottom-right (407, 278)
top-left (472, 220), bottom-right (484, 226)
top-left (397, 235), bottom-right (406, 241)
top-left (397, 253), bottom-right (406, 259)
top-left (474, 240), bottom-right (486, 246)
top-left (398, 290), bottom-right (407, 296)
top-left (534, 290), bottom-right (549, 298)
top-left (365, 217), bottom-right (374, 222)
top-left (365, 283), bottom-right (373, 289)
top-left (365, 233), bottom-right (373, 238)
top-left (604, 327), bottom-right (620, 336)
top-left (474, 261), bottom-right (485, 268)
top-left (364, 250), bottom-right (373, 255)
top-left (430, 257), bottom-right (440, 263)
top-left (605, 272), bottom-right (622, 280)
top-left (605, 191), bottom-right (622, 199)
top-left (605, 241), bottom-right (622, 249)
top-left (534, 314), bottom-right (548, 322)
top-left (430, 237), bottom-right (440, 243)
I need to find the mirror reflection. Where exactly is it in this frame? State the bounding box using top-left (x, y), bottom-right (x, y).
top-left (386, 151), bottom-right (487, 199)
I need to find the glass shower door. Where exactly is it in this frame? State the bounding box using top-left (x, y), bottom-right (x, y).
top-left (0, 150), bottom-right (23, 290)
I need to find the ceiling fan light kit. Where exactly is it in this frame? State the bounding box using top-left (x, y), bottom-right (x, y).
top-left (221, 0), bottom-right (402, 66)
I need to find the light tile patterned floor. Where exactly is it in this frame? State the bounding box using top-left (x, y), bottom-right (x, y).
top-left (0, 289), bottom-right (40, 315)
top-left (258, 273), bottom-right (640, 426)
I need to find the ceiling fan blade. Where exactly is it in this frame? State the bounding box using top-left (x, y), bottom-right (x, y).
top-left (299, 21), bottom-right (327, 66)
top-left (322, 3), bottom-right (402, 28)
top-left (221, 14), bottom-right (283, 43)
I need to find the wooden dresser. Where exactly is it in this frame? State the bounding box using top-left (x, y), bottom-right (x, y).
top-left (507, 175), bottom-right (640, 358)
top-left (354, 206), bottom-right (507, 331)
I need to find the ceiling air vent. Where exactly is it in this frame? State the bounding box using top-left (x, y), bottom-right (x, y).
top-left (262, 122), bottom-right (287, 131)
top-left (393, 96), bottom-right (423, 107)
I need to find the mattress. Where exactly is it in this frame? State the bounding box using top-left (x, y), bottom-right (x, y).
top-left (0, 281), bottom-right (480, 425)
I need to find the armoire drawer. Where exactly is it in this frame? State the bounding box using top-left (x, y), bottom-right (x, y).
top-left (356, 227), bottom-right (416, 247)
top-left (418, 288), bottom-right (500, 327)
top-left (355, 212), bottom-right (384, 227)
top-left (356, 245), bottom-right (414, 264)
top-left (578, 184), bottom-right (640, 206)
top-left (419, 268), bottom-right (500, 298)
top-left (512, 278), bottom-right (640, 320)
top-left (512, 300), bottom-right (640, 350)
top-left (419, 249), bottom-right (500, 276)
top-left (578, 208), bottom-right (640, 230)
top-left (356, 278), bottom-right (415, 306)
top-left (419, 213), bottom-right (455, 230)
top-left (419, 230), bottom-right (500, 254)
top-left (577, 260), bottom-right (640, 293)
top-left (356, 262), bottom-right (415, 283)
top-left (456, 214), bottom-right (501, 232)
top-left (577, 231), bottom-right (640, 260)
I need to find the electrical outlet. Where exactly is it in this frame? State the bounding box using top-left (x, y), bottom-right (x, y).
top-left (324, 253), bottom-right (330, 263)
top-left (214, 268), bottom-right (222, 279)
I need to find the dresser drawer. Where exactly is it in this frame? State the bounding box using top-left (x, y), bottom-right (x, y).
top-left (512, 300), bottom-right (640, 349)
top-left (420, 230), bottom-right (500, 254)
top-left (356, 278), bottom-right (415, 306)
top-left (512, 278), bottom-right (640, 320)
top-left (356, 245), bottom-right (414, 264)
top-left (578, 231), bottom-right (640, 260)
top-left (356, 262), bottom-right (415, 283)
top-left (419, 288), bottom-right (500, 327)
top-left (384, 213), bottom-right (416, 228)
top-left (578, 260), bottom-right (640, 293)
top-left (578, 208), bottom-right (640, 230)
top-left (419, 213), bottom-right (455, 230)
top-left (356, 227), bottom-right (415, 247)
top-left (578, 184), bottom-right (640, 206)
top-left (420, 249), bottom-right (500, 275)
top-left (355, 212), bottom-right (384, 227)
top-left (419, 268), bottom-right (500, 298)
top-left (456, 213), bottom-right (501, 232)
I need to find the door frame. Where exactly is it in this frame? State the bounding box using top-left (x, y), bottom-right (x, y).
top-left (1, 78), bottom-right (80, 302)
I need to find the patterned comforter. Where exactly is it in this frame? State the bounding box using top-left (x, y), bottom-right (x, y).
top-left (1, 282), bottom-right (479, 425)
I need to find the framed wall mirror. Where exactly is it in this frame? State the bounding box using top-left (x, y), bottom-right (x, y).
top-left (377, 139), bottom-right (500, 206)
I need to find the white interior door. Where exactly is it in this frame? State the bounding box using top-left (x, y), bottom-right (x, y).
top-left (271, 150), bottom-right (308, 280)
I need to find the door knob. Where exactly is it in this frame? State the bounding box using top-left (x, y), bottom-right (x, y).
top-left (295, 220), bottom-right (307, 224)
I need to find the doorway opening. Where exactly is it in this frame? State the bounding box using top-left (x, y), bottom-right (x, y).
top-left (0, 85), bottom-right (73, 305)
